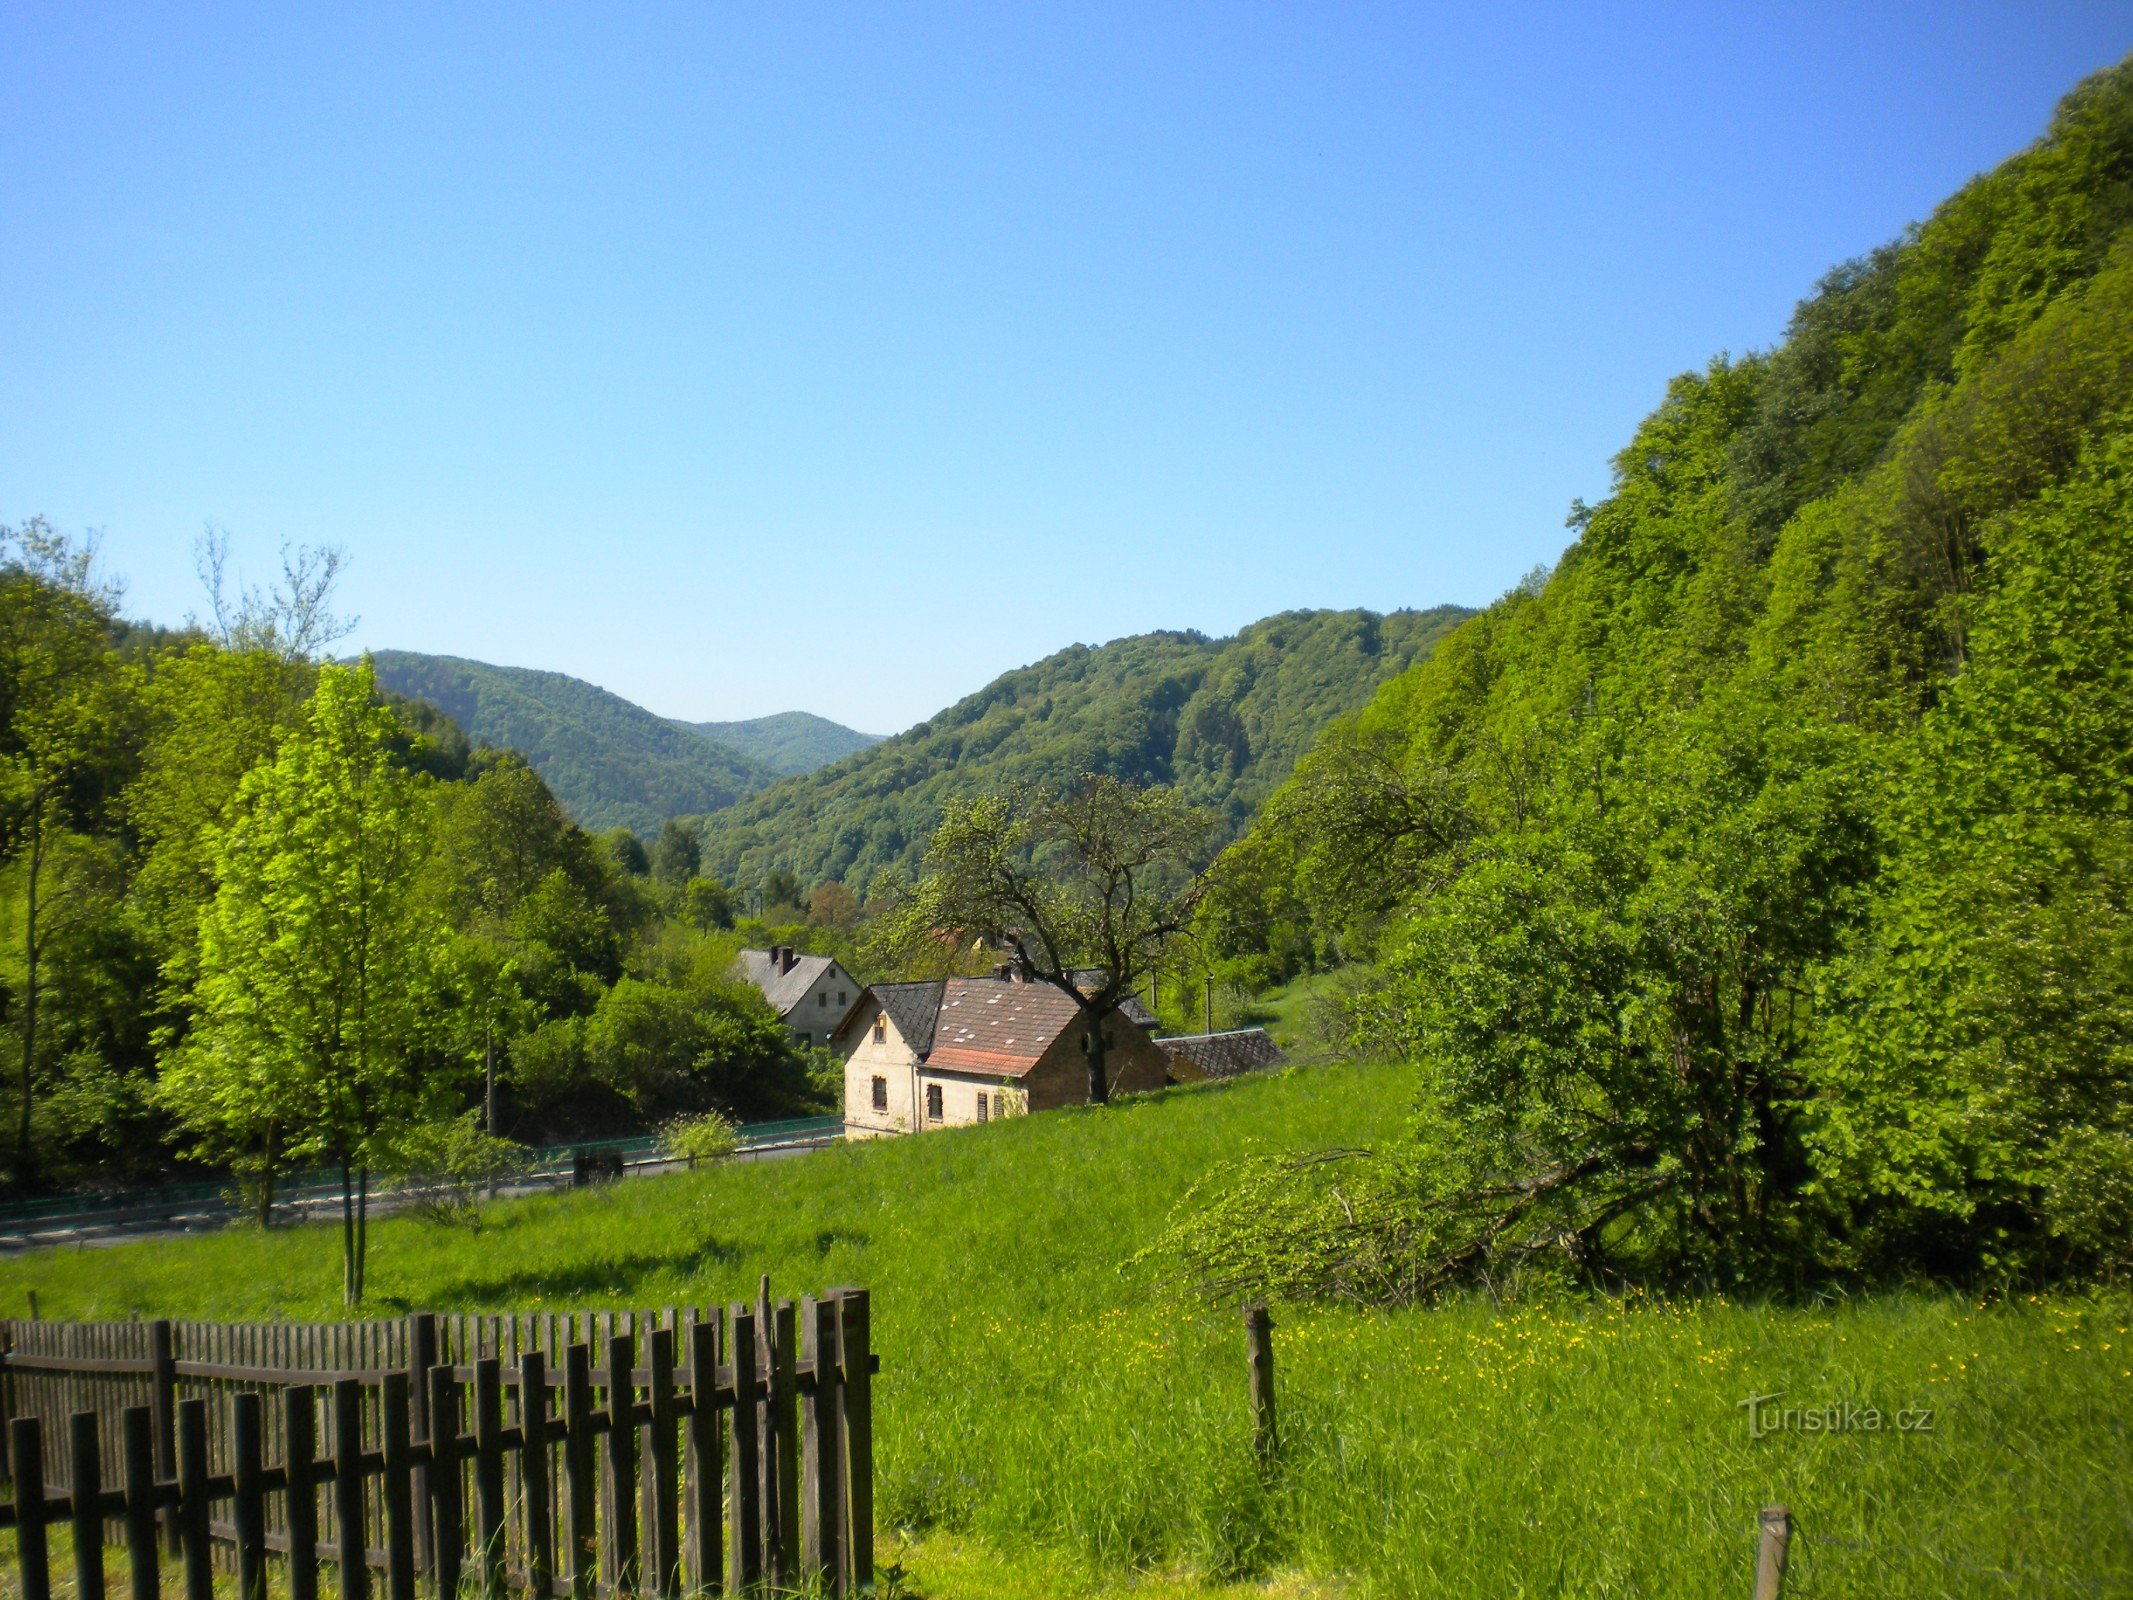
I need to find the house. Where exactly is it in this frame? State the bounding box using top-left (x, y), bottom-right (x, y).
top-left (1159, 1027), bottom-right (1287, 1082)
top-left (735, 946), bottom-right (863, 1049)
top-left (834, 972), bottom-right (1171, 1138)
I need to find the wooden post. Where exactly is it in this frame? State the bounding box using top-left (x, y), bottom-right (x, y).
top-left (602, 1331), bottom-right (640, 1594)
top-left (518, 1351), bottom-right (554, 1599)
top-left (122, 1407), bottom-right (160, 1600)
top-left (834, 1288), bottom-right (873, 1594)
top-left (772, 1300), bottom-right (799, 1584)
top-left (645, 1327), bottom-right (681, 1597)
top-left (684, 1319), bottom-right (723, 1596)
top-left (380, 1374), bottom-right (417, 1600)
top-left (1245, 1304), bottom-right (1277, 1467)
top-left (332, 1380), bottom-right (367, 1600)
top-left (176, 1398), bottom-right (213, 1600)
top-left (70, 1410), bottom-right (106, 1600)
top-left (473, 1357), bottom-right (507, 1598)
top-left (726, 1307), bottom-right (761, 1594)
top-left (562, 1344), bottom-right (597, 1600)
top-left (424, 1366), bottom-right (462, 1600)
top-left (149, 1320), bottom-right (177, 1556)
top-left (13, 1415), bottom-right (51, 1600)
top-left (1754, 1506), bottom-right (1792, 1600)
top-left (232, 1392), bottom-right (267, 1600)
top-left (800, 1296), bottom-right (841, 1589)
top-left (285, 1387), bottom-right (320, 1600)
top-left (406, 1314), bottom-right (436, 1577)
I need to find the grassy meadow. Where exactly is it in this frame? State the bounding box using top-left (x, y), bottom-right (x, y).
top-left (2, 1062), bottom-right (2126, 1598)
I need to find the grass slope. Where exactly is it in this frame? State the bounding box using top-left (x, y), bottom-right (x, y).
top-left (676, 710), bottom-right (881, 776)
top-left (695, 606), bottom-right (1472, 893)
top-left (2, 1065), bottom-right (2122, 1598)
top-left (367, 651), bottom-right (780, 835)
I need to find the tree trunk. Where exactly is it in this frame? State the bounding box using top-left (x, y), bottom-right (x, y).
top-left (255, 1127), bottom-right (278, 1229)
top-left (16, 816), bottom-right (41, 1180)
top-left (1083, 1017), bottom-right (1111, 1105)
top-left (341, 1160), bottom-right (358, 1306)
top-left (355, 1168), bottom-right (370, 1303)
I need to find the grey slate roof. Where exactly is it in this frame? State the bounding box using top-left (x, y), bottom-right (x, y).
top-left (870, 980), bottom-right (947, 1057)
top-left (736, 949), bottom-right (840, 1018)
top-left (1160, 1028), bottom-right (1287, 1080)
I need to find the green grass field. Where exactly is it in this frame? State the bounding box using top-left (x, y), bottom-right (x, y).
top-left (3, 1063), bottom-right (2127, 1598)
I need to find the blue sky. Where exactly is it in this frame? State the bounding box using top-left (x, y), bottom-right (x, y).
top-left (3, 5), bottom-right (2126, 732)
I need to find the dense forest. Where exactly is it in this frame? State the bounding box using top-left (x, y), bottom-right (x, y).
top-left (680, 711), bottom-right (882, 775)
top-left (0, 580), bottom-right (827, 1204)
top-left (367, 651), bottom-right (788, 835)
top-left (693, 606), bottom-right (1471, 895)
top-left (1179, 60), bottom-right (2133, 1294)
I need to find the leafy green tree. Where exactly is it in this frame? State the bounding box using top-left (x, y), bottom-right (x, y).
top-left (0, 521), bottom-right (134, 1184)
top-left (895, 777), bottom-right (1214, 1103)
top-left (651, 818), bottom-right (701, 887)
top-left (161, 660), bottom-right (456, 1301)
top-left (604, 827), bottom-right (650, 876)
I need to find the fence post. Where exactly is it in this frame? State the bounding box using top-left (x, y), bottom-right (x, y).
top-left (13, 1415), bottom-right (51, 1600)
top-left (727, 1307), bottom-right (761, 1594)
top-left (232, 1392), bottom-right (267, 1600)
top-left (406, 1313), bottom-right (435, 1577)
top-left (473, 1356), bottom-right (508, 1598)
top-left (149, 1320), bottom-right (177, 1555)
top-left (602, 1331), bottom-right (641, 1594)
top-left (332, 1380), bottom-right (367, 1600)
top-left (284, 1387), bottom-right (319, 1600)
top-left (424, 1366), bottom-right (463, 1600)
top-left (646, 1327), bottom-right (681, 1597)
top-left (176, 1398), bottom-right (212, 1600)
top-left (1755, 1506), bottom-right (1792, 1600)
top-left (122, 1407), bottom-right (159, 1600)
top-left (70, 1409), bottom-right (106, 1600)
top-left (563, 1344), bottom-right (597, 1600)
top-left (381, 1374), bottom-right (417, 1600)
top-left (684, 1318), bottom-right (723, 1595)
top-left (1245, 1304), bottom-right (1277, 1467)
top-left (834, 1288), bottom-right (873, 1594)
top-left (519, 1351), bottom-right (555, 1599)
top-left (800, 1296), bottom-right (842, 1590)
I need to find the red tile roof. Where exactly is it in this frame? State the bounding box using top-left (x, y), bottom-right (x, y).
top-left (923, 978), bottom-right (1086, 1077)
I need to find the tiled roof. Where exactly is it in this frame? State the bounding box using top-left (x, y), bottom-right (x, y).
top-left (736, 949), bottom-right (839, 1017)
top-left (924, 978), bottom-right (1087, 1077)
top-left (871, 981), bottom-right (946, 1057)
top-left (1066, 968), bottom-right (1159, 1028)
top-left (1160, 1028), bottom-right (1287, 1080)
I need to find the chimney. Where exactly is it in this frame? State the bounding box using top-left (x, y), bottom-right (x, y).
top-left (775, 946), bottom-right (796, 974)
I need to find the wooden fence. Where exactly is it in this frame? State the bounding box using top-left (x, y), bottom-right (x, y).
top-left (0, 1284), bottom-right (874, 1599)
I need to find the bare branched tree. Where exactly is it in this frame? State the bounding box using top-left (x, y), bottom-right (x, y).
top-left (191, 526), bottom-right (356, 662)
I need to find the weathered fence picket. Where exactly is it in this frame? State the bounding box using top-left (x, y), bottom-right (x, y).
top-left (0, 1287), bottom-right (875, 1598)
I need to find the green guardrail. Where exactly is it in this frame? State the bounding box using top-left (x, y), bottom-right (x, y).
top-left (0, 1115), bottom-right (846, 1229)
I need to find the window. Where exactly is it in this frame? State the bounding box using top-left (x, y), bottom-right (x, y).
top-left (871, 1075), bottom-right (888, 1111)
top-left (872, 1015), bottom-right (886, 1043)
top-left (975, 1093), bottom-right (990, 1124)
top-left (819, 992), bottom-right (829, 1007)
top-left (838, 991), bottom-right (848, 1005)
top-left (925, 1084), bottom-right (943, 1122)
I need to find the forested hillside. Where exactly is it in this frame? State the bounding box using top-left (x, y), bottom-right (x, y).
top-left (1190, 60), bottom-right (2133, 1293)
top-left (368, 651), bottom-right (781, 834)
top-left (678, 711), bottom-right (881, 775)
top-left (694, 606), bottom-right (1471, 894)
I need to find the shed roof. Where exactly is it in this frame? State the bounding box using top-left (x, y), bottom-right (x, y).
top-left (1160, 1028), bottom-right (1287, 1080)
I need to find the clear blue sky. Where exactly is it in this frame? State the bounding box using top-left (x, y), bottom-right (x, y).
top-left (4, 5), bottom-right (2126, 733)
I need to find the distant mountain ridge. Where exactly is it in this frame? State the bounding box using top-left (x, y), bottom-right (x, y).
top-left (676, 711), bottom-right (880, 775)
top-left (367, 651), bottom-right (786, 835)
top-left (693, 606), bottom-right (1472, 894)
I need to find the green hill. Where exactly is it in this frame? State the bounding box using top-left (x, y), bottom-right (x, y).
top-left (692, 606), bottom-right (1471, 893)
top-left (367, 651), bottom-right (781, 835)
top-left (675, 710), bottom-right (880, 775)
